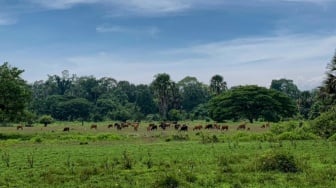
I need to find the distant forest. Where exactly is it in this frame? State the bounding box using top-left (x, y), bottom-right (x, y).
top-left (1, 51), bottom-right (335, 125)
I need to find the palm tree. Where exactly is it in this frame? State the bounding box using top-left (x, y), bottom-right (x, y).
top-left (319, 51), bottom-right (336, 109)
top-left (151, 73), bottom-right (173, 120)
top-left (210, 74), bottom-right (227, 95)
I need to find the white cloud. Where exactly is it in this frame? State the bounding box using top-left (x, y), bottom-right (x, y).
top-left (96, 25), bottom-right (160, 37)
top-left (56, 33), bottom-right (336, 90)
top-left (28, 0), bottom-right (100, 9)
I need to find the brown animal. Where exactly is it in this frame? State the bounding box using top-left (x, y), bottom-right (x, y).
top-left (237, 123), bottom-right (246, 130)
top-left (221, 125), bottom-right (229, 131)
top-left (90, 124), bottom-right (97, 129)
top-left (16, 125), bottom-right (23, 130)
top-left (132, 123), bottom-right (140, 131)
top-left (261, 123), bottom-right (270, 128)
top-left (108, 124), bottom-right (113, 128)
top-left (114, 123), bottom-right (122, 130)
top-left (63, 127), bottom-right (70, 132)
top-left (214, 124), bottom-right (220, 130)
top-left (159, 122), bottom-right (170, 130)
top-left (174, 124), bottom-right (180, 130)
top-left (121, 122), bottom-right (129, 128)
top-left (193, 125), bottom-right (203, 131)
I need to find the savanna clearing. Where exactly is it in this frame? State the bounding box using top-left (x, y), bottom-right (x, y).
top-left (0, 121), bottom-right (335, 188)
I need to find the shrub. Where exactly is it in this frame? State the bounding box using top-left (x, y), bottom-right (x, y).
top-left (39, 115), bottom-right (54, 127)
top-left (256, 150), bottom-right (299, 173)
top-left (121, 150), bottom-right (134, 170)
top-left (171, 134), bottom-right (189, 141)
top-left (270, 121), bottom-right (300, 135)
top-left (154, 174), bottom-right (180, 188)
top-left (310, 109), bottom-right (336, 138)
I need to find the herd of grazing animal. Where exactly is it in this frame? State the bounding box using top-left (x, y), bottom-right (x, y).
top-left (14, 121), bottom-right (271, 132)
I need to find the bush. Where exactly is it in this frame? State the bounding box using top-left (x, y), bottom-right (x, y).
top-left (270, 121), bottom-right (300, 135)
top-left (154, 174), bottom-right (180, 188)
top-left (276, 131), bottom-right (319, 140)
top-left (256, 150), bottom-right (299, 173)
top-left (39, 115), bottom-right (54, 127)
top-left (310, 109), bottom-right (336, 138)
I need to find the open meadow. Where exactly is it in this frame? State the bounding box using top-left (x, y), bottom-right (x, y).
top-left (0, 121), bottom-right (335, 188)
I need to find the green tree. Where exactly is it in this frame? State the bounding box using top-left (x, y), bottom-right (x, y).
top-left (39, 115), bottom-right (54, 127)
top-left (178, 76), bottom-right (210, 112)
top-left (57, 98), bottom-right (92, 123)
top-left (151, 73), bottom-right (174, 120)
top-left (134, 84), bottom-right (157, 115)
top-left (208, 85), bottom-right (297, 123)
top-left (210, 74), bottom-right (227, 95)
top-left (45, 70), bottom-right (73, 95)
top-left (310, 107), bottom-right (336, 138)
top-left (319, 51), bottom-right (336, 109)
top-left (297, 91), bottom-right (314, 119)
top-left (270, 78), bottom-right (300, 100)
top-left (0, 62), bottom-right (31, 124)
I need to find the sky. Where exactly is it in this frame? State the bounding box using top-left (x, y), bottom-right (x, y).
top-left (1, 0), bottom-right (336, 90)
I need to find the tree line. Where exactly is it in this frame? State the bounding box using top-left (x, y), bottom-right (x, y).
top-left (1, 51), bottom-right (336, 125)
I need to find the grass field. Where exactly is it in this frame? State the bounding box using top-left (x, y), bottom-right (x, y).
top-left (0, 121), bottom-right (335, 188)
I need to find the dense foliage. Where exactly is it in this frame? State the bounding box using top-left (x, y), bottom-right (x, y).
top-left (208, 85), bottom-right (297, 123)
top-left (2, 50), bottom-right (336, 125)
top-left (0, 62), bottom-right (31, 124)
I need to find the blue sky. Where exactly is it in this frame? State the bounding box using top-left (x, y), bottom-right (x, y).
top-left (1, 0), bottom-right (336, 90)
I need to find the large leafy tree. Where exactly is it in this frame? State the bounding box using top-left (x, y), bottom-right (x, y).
top-left (178, 76), bottom-right (210, 112)
top-left (270, 78), bottom-right (300, 100)
top-left (0, 62), bottom-right (31, 124)
top-left (210, 74), bottom-right (227, 95)
top-left (57, 98), bottom-right (92, 122)
top-left (208, 85), bottom-right (297, 123)
top-left (134, 84), bottom-right (157, 115)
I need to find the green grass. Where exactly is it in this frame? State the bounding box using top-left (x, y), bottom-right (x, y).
top-left (0, 121), bottom-right (335, 187)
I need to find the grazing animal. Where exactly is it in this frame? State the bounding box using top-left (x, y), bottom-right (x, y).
top-left (147, 124), bottom-right (157, 131)
top-left (132, 123), bottom-right (140, 131)
top-left (150, 125), bottom-right (158, 131)
top-left (193, 125), bottom-right (203, 131)
top-left (90, 124), bottom-right (97, 129)
top-left (16, 125), bottom-right (23, 130)
top-left (205, 124), bottom-right (213, 129)
top-left (159, 122), bottom-right (169, 130)
top-left (221, 125), bottom-right (229, 131)
top-left (261, 123), bottom-right (270, 128)
top-left (114, 123), bottom-right (122, 130)
top-left (121, 122), bottom-right (129, 128)
top-left (237, 123), bottom-right (246, 130)
top-left (180, 124), bottom-right (188, 131)
top-left (63, 127), bottom-right (70, 132)
top-left (116, 124), bottom-right (122, 130)
top-left (108, 124), bottom-right (113, 128)
top-left (174, 124), bottom-right (180, 130)
top-left (214, 124), bottom-right (220, 130)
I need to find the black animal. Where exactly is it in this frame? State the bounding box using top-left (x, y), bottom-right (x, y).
top-left (205, 124), bottom-right (213, 129)
top-left (180, 124), bottom-right (188, 131)
top-left (63, 127), bottom-right (70, 132)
